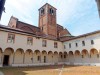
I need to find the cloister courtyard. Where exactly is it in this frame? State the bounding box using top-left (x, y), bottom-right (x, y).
top-left (0, 1), bottom-right (100, 75)
top-left (0, 65), bottom-right (100, 75)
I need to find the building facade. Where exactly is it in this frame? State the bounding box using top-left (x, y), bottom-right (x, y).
top-left (0, 3), bottom-right (100, 67)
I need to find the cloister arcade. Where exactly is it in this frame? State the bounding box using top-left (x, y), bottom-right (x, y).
top-left (0, 47), bottom-right (100, 66)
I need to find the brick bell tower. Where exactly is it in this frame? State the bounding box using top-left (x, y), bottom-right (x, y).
top-left (38, 3), bottom-right (57, 38)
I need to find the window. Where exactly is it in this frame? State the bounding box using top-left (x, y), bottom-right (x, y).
top-left (64, 55), bottom-right (66, 58)
top-left (69, 43), bottom-right (71, 48)
top-left (54, 42), bottom-right (58, 48)
top-left (91, 40), bottom-right (94, 45)
top-left (50, 8), bottom-right (52, 14)
top-left (75, 43), bottom-right (78, 47)
top-left (82, 55), bottom-right (84, 58)
top-left (37, 56), bottom-right (41, 61)
top-left (61, 55), bottom-right (63, 58)
top-left (42, 40), bottom-right (47, 47)
top-left (40, 8), bottom-right (45, 15)
top-left (27, 37), bottom-right (33, 45)
top-left (82, 41), bottom-right (85, 46)
top-left (49, 8), bottom-right (54, 15)
top-left (64, 45), bottom-right (66, 49)
top-left (7, 33), bottom-right (15, 43)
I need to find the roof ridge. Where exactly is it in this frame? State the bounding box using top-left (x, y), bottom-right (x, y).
top-left (18, 21), bottom-right (40, 29)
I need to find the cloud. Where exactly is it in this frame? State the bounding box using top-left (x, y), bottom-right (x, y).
top-left (0, 0), bottom-right (100, 36)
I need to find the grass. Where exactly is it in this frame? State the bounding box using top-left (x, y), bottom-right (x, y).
top-left (0, 65), bottom-right (100, 75)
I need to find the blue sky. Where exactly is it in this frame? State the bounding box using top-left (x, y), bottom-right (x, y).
top-left (0, 0), bottom-right (100, 36)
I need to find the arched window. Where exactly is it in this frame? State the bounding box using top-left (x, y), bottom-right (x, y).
top-left (49, 8), bottom-right (54, 15)
top-left (49, 8), bottom-right (52, 14)
top-left (61, 55), bottom-right (63, 58)
top-left (64, 55), bottom-right (66, 58)
top-left (37, 56), bottom-right (41, 61)
top-left (40, 8), bottom-right (45, 15)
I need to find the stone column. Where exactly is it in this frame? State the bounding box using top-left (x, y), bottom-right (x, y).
top-left (1, 52), bottom-right (4, 66)
top-left (13, 53), bottom-right (15, 64)
top-left (23, 53), bottom-right (25, 64)
top-left (32, 53), bottom-right (34, 63)
top-left (1, 52), bottom-right (2, 64)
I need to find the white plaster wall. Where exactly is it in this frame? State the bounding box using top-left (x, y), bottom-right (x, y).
top-left (63, 33), bottom-right (100, 54)
top-left (0, 30), bottom-right (100, 66)
top-left (63, 33), bottom-right (100, 64)
top-left (24, 52), bottom-right (33, 64)
top-left (33, 53), bottom-right (41, 63)
top-left (0, 51), bottom-right (2, 64)
top-left (48, 54), bottom-right (53, 63)
top-left (53, 53), bottom-right (58, 63)
top-left (14, 51), bottom-right (24, 64)
top-left (0, 31), bottom-right (63, 53)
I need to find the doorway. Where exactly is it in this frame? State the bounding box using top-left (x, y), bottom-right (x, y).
top-left (3, 55), bottom-right (9, 66)
top-left (44, 56), bottom-right (46, 63)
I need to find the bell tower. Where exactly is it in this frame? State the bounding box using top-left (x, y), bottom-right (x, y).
top-left (38, 3), bottom-right (57, 38)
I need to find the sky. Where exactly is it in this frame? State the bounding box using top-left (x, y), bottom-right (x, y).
top-left (0, 0), bottom-right (100, 36)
